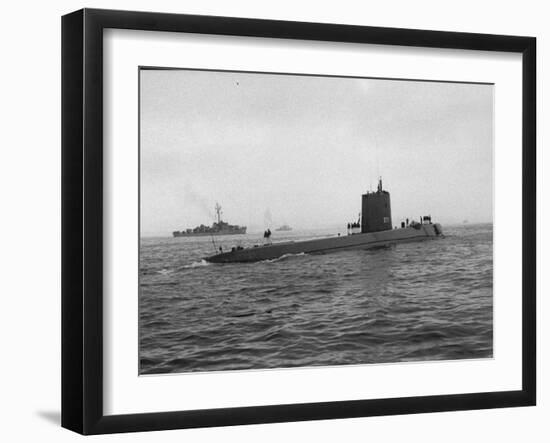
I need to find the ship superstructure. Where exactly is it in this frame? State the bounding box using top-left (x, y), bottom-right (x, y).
top-left (173, 203), bottom-right (247, 237)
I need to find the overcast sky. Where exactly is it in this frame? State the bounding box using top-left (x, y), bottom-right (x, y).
top-left (140, 69), bottom-right (493, 236)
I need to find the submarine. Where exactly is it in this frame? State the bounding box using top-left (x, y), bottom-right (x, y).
top-left (204, 179), bottom-right (443, 264)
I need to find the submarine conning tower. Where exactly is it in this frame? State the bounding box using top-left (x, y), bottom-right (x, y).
top-left (361, 178), bottom-right (392, 233)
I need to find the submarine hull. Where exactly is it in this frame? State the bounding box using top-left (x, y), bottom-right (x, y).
top-left (205, 223), bottom-right (443, 263)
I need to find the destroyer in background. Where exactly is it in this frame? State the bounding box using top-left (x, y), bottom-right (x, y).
top-left (173, 203), bottom-right (246, 237)
top-left (205, 179), bottom-right (443, 263)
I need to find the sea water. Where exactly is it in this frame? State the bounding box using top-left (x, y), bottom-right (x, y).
top-left (139, 224), bottom-right (492, 374)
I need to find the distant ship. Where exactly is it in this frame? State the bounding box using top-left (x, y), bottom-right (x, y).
top-left (275, 224), bottom-right (292, 232)
top-left (173, 203), bottom-right (246, 237)
top-left (205, 178), bottom-right (443, 263)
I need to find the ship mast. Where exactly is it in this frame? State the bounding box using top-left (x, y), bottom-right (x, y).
top-left (215, 202), bottom-right (222, 224)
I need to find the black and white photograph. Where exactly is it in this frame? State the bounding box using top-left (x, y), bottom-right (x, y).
top-left (138, 68), bottom-right (494, 375)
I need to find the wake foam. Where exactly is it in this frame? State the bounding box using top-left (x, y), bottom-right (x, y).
top-left (181, 259), bottom-right (211, 269)
top-left (264, 252), bottom-right (307, 263)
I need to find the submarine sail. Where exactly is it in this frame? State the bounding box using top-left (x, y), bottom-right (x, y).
top-left (361, 178), bottom-right (392, 233)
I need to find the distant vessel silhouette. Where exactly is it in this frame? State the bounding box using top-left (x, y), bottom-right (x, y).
top-left (275, 224), bottom-right (292, 232)
top-left (205, 178), bottom-right (443, 263)
top-left (173, 203), bottom-right (246, 237)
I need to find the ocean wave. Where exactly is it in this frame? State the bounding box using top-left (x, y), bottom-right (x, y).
top-left (157, 268), bottom-right (174, 275)
top-left (140, 224), bottom-right (493, 374)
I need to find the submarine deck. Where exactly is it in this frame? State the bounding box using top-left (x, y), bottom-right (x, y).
top-left (205, 223), bottom-right (443, 263)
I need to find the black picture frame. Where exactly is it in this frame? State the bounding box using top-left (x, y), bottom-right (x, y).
top-left (61, 8), bottom-right (536, 435)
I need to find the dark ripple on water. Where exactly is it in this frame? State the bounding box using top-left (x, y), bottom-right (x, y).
top-left (139, 224), bottom-right (493, 374)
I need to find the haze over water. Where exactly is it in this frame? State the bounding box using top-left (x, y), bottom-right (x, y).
top-left (139, 223), bottom-right (492, 374)
top-left (140, 70), bottom-right (493, 236)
